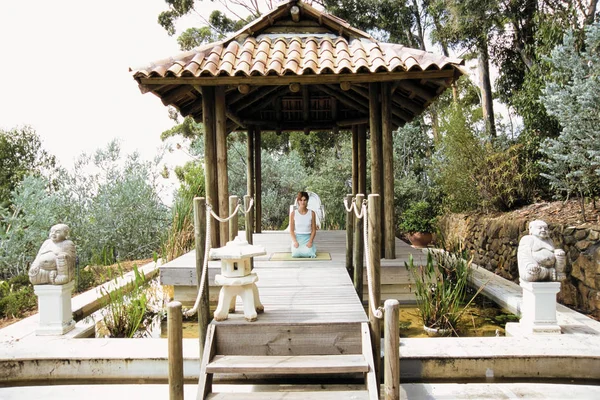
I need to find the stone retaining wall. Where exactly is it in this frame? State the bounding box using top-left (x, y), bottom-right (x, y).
top-left (438, 213), bottom-right (600, 319)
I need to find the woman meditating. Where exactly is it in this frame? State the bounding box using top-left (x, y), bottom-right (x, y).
top-left (289, 191), bottom-right (317, 258)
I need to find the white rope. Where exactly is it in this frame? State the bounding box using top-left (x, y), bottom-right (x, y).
top-left (209, 202), bottom-right (241, 222)
top-left (343, 197), bottom-right (366, 219)
top-left (184, 204), bottom-right (213, 317)
top-left (353, 199), bottom-right (383, 320)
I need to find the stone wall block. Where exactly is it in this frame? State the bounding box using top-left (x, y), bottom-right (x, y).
top-left (576, 240), bottom-right (592, 251)
top-left (574, 229), bottom-right (588, 240)
top-left (588, 229), bottom-right (599, 241)
top-left (564, 234), bottom-right (577, 245)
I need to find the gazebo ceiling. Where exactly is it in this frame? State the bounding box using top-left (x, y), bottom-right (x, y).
top-left (131, 0), bottom-right (464, 132)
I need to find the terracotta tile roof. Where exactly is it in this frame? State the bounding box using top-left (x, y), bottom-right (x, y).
top-left (131, 0), bottom-right (464, 130)
top-left (134, 35), bottom-right (461, 80)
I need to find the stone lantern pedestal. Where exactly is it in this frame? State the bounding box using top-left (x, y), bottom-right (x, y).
top-left (210, 237), bottom-right (266, 322)
top-left (506, 280), bottom-right (562, 336)
top-left (33, 281), bottom-right (76, 335)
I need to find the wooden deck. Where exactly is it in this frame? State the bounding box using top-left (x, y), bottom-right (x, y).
top-left (161, 230), bottom-right (427, 307)
top-left (181, 230), bottom-right (425, 399)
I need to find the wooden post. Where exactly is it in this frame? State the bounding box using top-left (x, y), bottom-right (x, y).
top-left (202, 86), bottom-right (219, 248)
top-left (167, 301), bottom-right (184, 400)
top-left (247, 127), bottom-right (255, 235)
top-left (382, 82), bottom-right (395, 260)
top-left (384, 299), bottom-right (400, 400)
top-left (368, 193), bottom-right (381, 390)
top-left (216, 86), bottom-right (229, 246)
top-left (369, 83), bottom-right (384, 257)
top-left (351, 125), bottom-right (359, 195)
top-left (229, 195), bottom-right (238, 242)
top-left (357, 125), bottom-right (367, 195)
top-left (254, 129), bottom-right (262, 233)
top-left (193, 197), bottom-right (209, 359)
top-left (244, 194), bottom-right (254, 269)
top-left (345, 194), bottom-right (354, 281)
top-left (353, 193), bottom-right (364, 301)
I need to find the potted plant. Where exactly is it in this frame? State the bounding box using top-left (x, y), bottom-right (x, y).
top-left (405, 250), bottom-right (482, 336)
top-left (398, 200), bottom-right (437, 247)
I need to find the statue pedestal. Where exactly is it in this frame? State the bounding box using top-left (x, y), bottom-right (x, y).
top-left (34, 281), bottom-right (76, 336)
top-left (214, 273), bottom-right (263, 322)
top-left (506, 280), bottom-right (561, 336)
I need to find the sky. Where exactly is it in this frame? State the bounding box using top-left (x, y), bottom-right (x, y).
top-left (0, 0), bottom-right (202, 172)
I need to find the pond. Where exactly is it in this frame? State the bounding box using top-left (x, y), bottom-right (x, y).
top-left (146, 292), bottom-right (518, 339)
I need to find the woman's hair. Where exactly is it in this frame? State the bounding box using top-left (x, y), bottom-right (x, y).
top-left (296, 191), bottom-right (309, 202)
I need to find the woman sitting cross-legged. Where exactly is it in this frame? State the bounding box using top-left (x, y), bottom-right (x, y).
top-left (289, 191), bottom-right (317, 258)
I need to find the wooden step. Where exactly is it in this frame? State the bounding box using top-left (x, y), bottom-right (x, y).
top-left (206, 390), bottom-right (370, 399)
top-left (206, 354), bottom-right (369, 374)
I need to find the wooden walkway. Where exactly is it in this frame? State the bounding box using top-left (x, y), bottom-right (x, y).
top-left (181, 230), bottom-right (426, 400)
top-left (161, 230), bottom-right (427, 307)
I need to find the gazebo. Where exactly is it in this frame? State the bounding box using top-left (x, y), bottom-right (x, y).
top-left (131, 0), bottom-right (463, 259)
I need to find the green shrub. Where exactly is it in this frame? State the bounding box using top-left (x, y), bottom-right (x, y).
top-left (0, 276), bottom-right (36, 319)
top-left (398, 201), bottom-right (437, 233)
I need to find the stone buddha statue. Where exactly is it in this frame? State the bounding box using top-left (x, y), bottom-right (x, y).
top-left (517, 220), bottom-right (566, 282)
top-left (28, 224), bottom-right (76, 285)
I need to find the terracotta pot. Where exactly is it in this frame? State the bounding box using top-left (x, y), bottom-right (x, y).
top-left (407, 232), bottom-right (433, 248)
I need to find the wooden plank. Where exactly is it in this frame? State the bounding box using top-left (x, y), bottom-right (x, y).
top-left (206, 354), bottom-right (368, 374)
top-left (214, 323), bottom-right (363, 356)
top-left (206, 390), bottom-right (369, 400)
top-left (361, 322), bottom-right (380, 400)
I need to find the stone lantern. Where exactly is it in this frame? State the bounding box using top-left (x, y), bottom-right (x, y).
top-left (210, 237), bottom-right (266, 322)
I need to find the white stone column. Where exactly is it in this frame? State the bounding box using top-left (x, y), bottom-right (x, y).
top-left (506, 280), bottom-right (561, 336)
top-left (33, 281), bottom-right (76, 335)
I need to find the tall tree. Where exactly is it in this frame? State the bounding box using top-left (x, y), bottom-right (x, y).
top-left (434, 0), bottom-right (500, 138)
top-left (0, 126), bottom-right (56, 208)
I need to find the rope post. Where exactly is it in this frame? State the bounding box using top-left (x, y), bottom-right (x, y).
top-left (384, 299), bottom-right (400, 400)
top-left (353, 194), bottom-right (365, 300)
top-left (167, 301), bottom-right (184, 400)
top-left (193, 197), bottom-right (209, 358)
top-left (229, 195), bottom-right (238, 242)
top-left (345, 194), bottom-right (354, 281)
top-left (368, 193), bottom-right (382, 391)
top-left (244, 195), bottom-right (254, 270)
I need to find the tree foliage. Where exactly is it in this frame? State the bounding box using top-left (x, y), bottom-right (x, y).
top-left (539, 23), bottom-right (600, 218)
top-left (0, 126), bottom-right (57, 208)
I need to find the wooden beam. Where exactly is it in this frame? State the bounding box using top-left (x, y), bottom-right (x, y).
top-left (369, 83), bottom-right (382, 197)
top-left (226, 108), bottom-right (245, 128)
top-left (337, 117), bottom-right (369, 126)
top-left (160, 85), bottom-right (195, 106)
top-left (317, 84), bottom-right (368, 113)
top-left (138, 69), bottom-right (457, 87)
top-left (238, 84), bottom-right (251, 94)
top-left (290, 5), bottom-right (300, 22)
top-left (391, 93), bottom-right (422, 114)
top-left (340, 81), bottom-right (352, 91)
top-left (289, 82), bottom-right (301, 93)
top-left (242, 86), bottom-right (290, 116)
top-left (396, 80), bottom-right (436, 102)
top-left (235, 86), bottom-right (282, 112)
top-left (357, 124), bottom-right (367, 196)
top-left (227, 86), bottom-right (259, 105)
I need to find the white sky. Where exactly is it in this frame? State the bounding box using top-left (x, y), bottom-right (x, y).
top-left (0, 0), bottom-right (204, 171)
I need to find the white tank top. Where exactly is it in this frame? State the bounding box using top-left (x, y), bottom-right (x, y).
top-left (294, 209), bottom-right (313, 234)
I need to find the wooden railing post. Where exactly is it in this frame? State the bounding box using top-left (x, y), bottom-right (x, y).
top-left (229, 195), bottom-right (238, 242)
top-left (193, 197), bottom-right (209, 358)
top-left (345, 194), bottom-right (354, 281)
top-left (368, 193), bottom-right (381, 391)
top-left (168, 301), bottom-right (184, 400)
top-left (244, 194), bottom-right (254, 270)
top-left (353, 193), bottom-right (365, 300)
top-left (384, 299), bottom-right (400, 400)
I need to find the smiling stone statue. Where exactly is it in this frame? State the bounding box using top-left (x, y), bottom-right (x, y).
top-left (28, 224), bottom-right (76, 285)
top-left (517, 220), bottom-right (566, 282)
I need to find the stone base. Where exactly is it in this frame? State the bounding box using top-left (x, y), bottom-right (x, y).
top-left (214, 273), bottom-right (263, 322)
top-left (507, 280), bottom-right (561, 336)
top-left (34, 281), bottom-right (75, 336)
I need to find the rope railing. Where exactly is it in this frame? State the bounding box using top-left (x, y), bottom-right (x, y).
top-left (344, 196), bottom-right (383, 320)
top-left (184, 198), bottom-right (253, 317)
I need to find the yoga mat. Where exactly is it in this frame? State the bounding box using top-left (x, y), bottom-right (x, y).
top-left (269, 252), bottom-right (331, 261)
